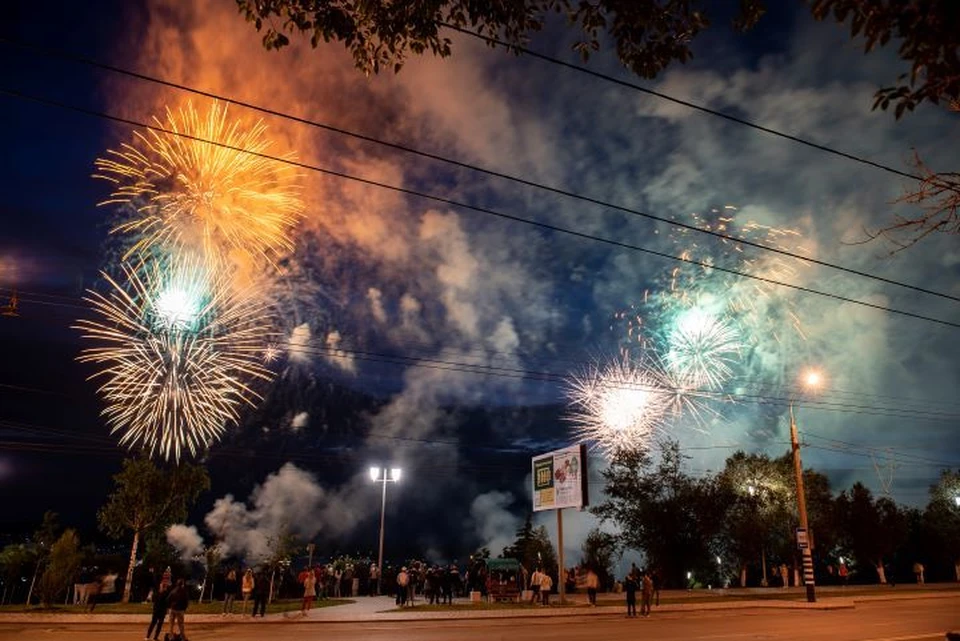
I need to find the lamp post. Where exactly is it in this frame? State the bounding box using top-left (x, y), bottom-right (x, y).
top-left (370, 466), bottom-right (401, 596)
top-left (791, 368), bottom-right (822, 603)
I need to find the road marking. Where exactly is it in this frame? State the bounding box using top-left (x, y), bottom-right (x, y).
top-left (858, 633), bottom-right (945, 641)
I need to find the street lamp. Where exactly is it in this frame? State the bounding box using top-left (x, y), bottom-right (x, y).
top-left (953, 495), bottom-right (960, 508)
top-left (370, 466), bottom-right (401, 596)
top-left (791, 368), bottom-right (823, 603)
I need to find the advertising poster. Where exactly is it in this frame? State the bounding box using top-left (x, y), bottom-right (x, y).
top-left (532, 444), bottom-right (588, 511)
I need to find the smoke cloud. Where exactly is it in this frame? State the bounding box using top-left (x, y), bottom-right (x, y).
top-left (166, 524), bottom-right (205, 561)
top-left (203, 463), bottom-right (366, 563)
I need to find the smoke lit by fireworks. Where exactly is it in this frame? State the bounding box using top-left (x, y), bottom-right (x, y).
top-left (661, 207), bottom-right (811, 344)
top-left (94, 101), bottom-right (303, 266)
top-left (74, 258), bottom-right (275, 461)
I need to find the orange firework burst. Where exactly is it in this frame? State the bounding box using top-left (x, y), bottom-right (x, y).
top-left (94, 101), bottom-right (303, 266)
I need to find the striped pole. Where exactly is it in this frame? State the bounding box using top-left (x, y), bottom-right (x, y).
top-left (791, 404), bottom-right (816, 603)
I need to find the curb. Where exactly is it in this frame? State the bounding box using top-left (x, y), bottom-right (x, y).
top-left (0, 599), bottom-right (855, 625)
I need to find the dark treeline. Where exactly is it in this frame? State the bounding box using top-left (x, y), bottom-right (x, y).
top-left (593, 441), bottom-right (960, 589)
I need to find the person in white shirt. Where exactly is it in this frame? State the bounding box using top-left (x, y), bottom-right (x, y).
top-left (529, 568), bottom-right (542, 604)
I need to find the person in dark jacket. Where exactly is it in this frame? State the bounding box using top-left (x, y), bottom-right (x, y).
top-left (167, 578), bottom-right (189, 639)
top-left (252, 571), bottom-right (269, 617)
top-left (623, 572), bottom-right (638, 617)
top-left (145, 583), bottom-right (169, 641)
top-left (222, 569), bottom-right (238, 615)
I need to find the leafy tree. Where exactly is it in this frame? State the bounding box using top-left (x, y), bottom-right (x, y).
top-left (35, 530), bottom-right (83, 607)
top-left (835, 483), bottom-right (908, 584)
top-left (580, 528), bottom-right (619, 589)
top-left (98, 458), bottom-right (210, 603)
top-left (921, 470), bottom-right (960, 581)
top-left (501, 514), bottom-right (557, 577)
top-left (237, 0), bottom-right (958, 117)
top-left (26, 511), bottom-right (60, 605)
top-left (717, 452), bottom-right (792, 586)
top-left (0, 544), bottom-right (35, 605)
top-left (593, 440), bottom-right (726, 588)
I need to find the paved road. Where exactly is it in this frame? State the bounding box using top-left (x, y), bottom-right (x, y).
top-left (1, 597), bottom-right (956, 641)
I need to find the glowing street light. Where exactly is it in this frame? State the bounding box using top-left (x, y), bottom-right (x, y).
top-left (370, 466), bottom-right (402, 596)
top-left (953, 495), bottom-right (960, 508)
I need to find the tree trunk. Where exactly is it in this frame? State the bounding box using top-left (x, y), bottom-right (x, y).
top-left (739, 565), bottom-right (747, 588)
top-left (760, 547), bottom-right (768, 587)
top-left (122, 530), bottom-right (140, 604)
top-left (875, 561), bottom-right (887, 585)
top-left (26, 561), bottom-right (40, 605)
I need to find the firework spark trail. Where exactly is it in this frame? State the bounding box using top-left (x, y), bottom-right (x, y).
top-left (664, 305), bottom-right (742, 390)
top-left (93, 101), bottom-right (303, 267)
top-left (565, 354), bottom-right (675, 456)
top-left (74, 258), bottom-right (275, 461)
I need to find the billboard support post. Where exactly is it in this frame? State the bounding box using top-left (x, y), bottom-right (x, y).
top-left (557, 508), bottom-right (565, 605)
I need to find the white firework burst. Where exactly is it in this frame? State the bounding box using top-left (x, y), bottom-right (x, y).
top-left (74, 256), bottom-right (275, 461)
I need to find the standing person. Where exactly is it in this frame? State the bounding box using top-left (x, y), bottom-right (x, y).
top-left (369, 563), bottom-right (380, 596)
top-left (300, 568), bottom-right (317, 616)
top-left (159, 567), bottom-right (172, 592)
top-left (252, 570), bottom-right (269, 618)
top-left (539, 571), bottom-right (553, 606)
top-left (913, 561), bottom-right (925, 585)
top-left (396, 567), bottom-right (409, 607)
top-left (145, 582), bottom-right (169, 641)
top-left (241, 568), bottom-right (255, 615)
top-left (585, 568), bottom-right (599, 606)
top-left (86, 574), bottom-right (103, 612)
top-left (529, 567), bottom-right (542, 604)
top-left (624, 571), bottom-right (638, 617)
top-left (651, 567), bottom-right (662, 606)
top-left (779, 564), bottom-right (789, 588)
top-left (167, 578), bottom-right (189, 640)
top-left (222, 568), bottom-right (238, 616)
top-left (839, 561), bottom-right (849, 586)
top-left (641, 571), bottom-right (654, 617)
top-left (333, 565), bottom-right (343, 598)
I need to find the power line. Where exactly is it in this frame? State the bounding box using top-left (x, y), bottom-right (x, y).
top-left (284, 341), bottom-right (960, 422)
top-left (440, 23), bottom-right (951, 191)
top-left (8, 281), bottom-right (960, 415)
top-left (2, 89), bottom-right (958, 331)
top-left (0, 38), bottom-right (956, 303)
top-left (5, 287), bottom-right (960, 421)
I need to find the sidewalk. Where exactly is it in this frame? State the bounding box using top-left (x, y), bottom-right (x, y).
top-left (2, 586), bottom-right (958, 625)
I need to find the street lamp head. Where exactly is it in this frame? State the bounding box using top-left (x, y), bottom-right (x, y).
top-left (801, 369), bottom-right (823, 390)
top-left (390, 468), bottom-right (402, 482)
top-left (369, 466), bottom-right (381, 482)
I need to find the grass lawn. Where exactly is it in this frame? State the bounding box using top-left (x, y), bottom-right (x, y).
top-left (0, 598), bottom-right (353, 614)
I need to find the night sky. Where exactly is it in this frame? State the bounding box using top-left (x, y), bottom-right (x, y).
top-left (1, 0), bottom-right (958, 565)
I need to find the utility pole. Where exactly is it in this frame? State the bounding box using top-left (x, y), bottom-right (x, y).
top-left (790, 404), bottom-right (816, 603)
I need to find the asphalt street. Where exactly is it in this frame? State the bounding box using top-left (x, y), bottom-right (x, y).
top-left (1, 597), bottom-right (957, 641)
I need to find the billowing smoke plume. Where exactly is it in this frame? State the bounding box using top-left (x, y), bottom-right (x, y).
top-left (204, 463), bottom-right (366, 563)
top-left (469, 491), bottom-right (521, 557)
top-left (166, 524), bottom-right (205, 561)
